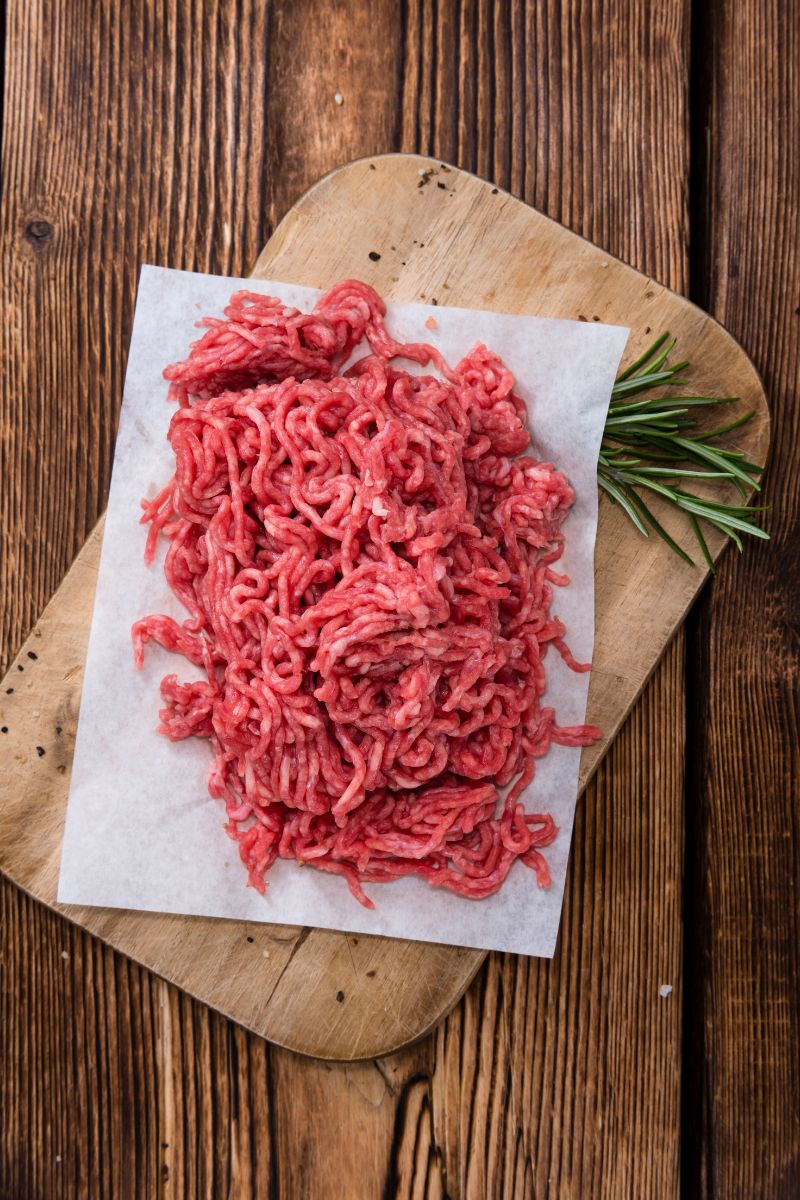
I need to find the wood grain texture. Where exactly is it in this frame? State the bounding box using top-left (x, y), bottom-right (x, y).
top-left (685, 0), bottom-right (800, 1194)
top-left (0, 883), bottom-right (275, 1198)
top-left (0, 0), bottom-right (791, 1197)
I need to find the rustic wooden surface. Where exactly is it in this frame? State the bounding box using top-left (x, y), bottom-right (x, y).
top-left (0, 1), bottom-right (796, 1197)
top-left (0, 154), bottom-right (769, 1061)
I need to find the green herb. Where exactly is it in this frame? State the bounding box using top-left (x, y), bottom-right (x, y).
top-left (599, 333), bottom-right (768, 571)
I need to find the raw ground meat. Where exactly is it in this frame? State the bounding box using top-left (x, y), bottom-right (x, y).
top-left (132, 280), bottom-right (599, 908)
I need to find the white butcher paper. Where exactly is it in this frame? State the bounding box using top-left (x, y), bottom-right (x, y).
top-left (58, 265), bottom-right (629, 957)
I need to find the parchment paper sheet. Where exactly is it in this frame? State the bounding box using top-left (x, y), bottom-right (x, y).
top-left (58, 266), bottom-right (628, 957)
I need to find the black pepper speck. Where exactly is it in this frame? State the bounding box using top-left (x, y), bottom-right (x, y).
top-left (437, 182), bottom-right (446, 190)
top-left (336, 990), bottom-right (345, 1003)
top-left (368, 251), bottom-right (381, 262)
top-left (491, 188), bottom-right (499, 194)
top-left (17, 664), bottom-right (23, 671)
top-left (56, 726), bottom-right (62, 735)
top-left (246, 936), bottom-right (254, 943)
top-left (36, 746), bottom-right (45, 757)
top-left (1, 727), bottom-right (7, 734)
top-left (6, 688), bottom-right (13, 695)
top-left (27, 651), bottom-right (38, 661)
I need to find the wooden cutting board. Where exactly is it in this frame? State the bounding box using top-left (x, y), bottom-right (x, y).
top-left (0, 154), bottom-right (770, 1061)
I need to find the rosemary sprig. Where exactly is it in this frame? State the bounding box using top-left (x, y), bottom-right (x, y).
top-left (599, 333), bottom-right (768, 571)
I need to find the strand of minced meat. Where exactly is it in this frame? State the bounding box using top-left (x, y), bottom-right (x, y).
top-left (132, 280), bottom-right (600, 908)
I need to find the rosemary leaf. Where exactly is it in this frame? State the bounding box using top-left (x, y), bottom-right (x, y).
top-left (688, 514), bottom-right (716, 573)
top-left (625, 488), bottom-right (696, 566)
top-left (599, 331), bottom-right (768, 565)
top-left (598, 475), bottom-right (651, 537)
top-left (615, 331), bottom-right (671, 381)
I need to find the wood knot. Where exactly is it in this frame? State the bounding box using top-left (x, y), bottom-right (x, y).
top-left (24, 218), bottom-right (54, 247)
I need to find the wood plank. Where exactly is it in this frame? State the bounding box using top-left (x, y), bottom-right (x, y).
top-left (686, 0), bottom-right (800, 1193)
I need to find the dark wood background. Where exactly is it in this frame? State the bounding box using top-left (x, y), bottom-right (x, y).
top-left (1, 2), bottom-right (797, 1196)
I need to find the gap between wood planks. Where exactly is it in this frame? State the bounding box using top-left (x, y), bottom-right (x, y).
top-left (682, 0), bottom-right (716, 1193)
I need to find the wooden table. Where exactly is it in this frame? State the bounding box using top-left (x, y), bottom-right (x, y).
top-left (1, 3), bottom-right (797, 1196)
